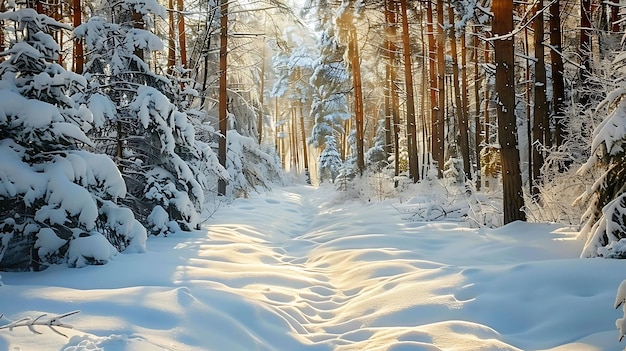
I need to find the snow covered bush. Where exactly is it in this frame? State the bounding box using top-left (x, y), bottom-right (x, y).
top-left (225, 130), bottom-right (286, 196)
top-left (0, 9), bottom-right (145, 270)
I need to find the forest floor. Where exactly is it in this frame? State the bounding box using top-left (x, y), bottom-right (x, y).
top-left (0, 183), bottom-right (624, 350)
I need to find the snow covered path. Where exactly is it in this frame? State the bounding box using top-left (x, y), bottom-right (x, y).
top-left (1, 185), bottom-right (625, 350)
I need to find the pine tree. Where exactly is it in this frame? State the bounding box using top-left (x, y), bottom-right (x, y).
top-left (75, 0), bottom-right (219, 233)
top-left (308, 27), bottom-right (350, 149)
top-left (0, 8), bottom-right (145, 270)
top-left (319, 135), bottom-right (343, 183)
top-left (578, 48), bottom-right (626, 257)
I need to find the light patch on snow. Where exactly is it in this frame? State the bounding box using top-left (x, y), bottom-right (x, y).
top-left (0, 186), bottom-right (623, 350)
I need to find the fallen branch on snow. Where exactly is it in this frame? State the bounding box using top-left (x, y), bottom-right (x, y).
top-left (0, 310), bottom-right (80, 337)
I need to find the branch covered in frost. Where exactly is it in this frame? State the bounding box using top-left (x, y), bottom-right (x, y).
top-left (0, 310), bottom-right (80, 337)
top-left (616, 281), bottom-right (626, 342)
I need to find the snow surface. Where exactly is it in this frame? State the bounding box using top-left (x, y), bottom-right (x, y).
top-left (1, 184), bottom-right (625, 350)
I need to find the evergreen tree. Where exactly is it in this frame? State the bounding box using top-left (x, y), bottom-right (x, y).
top-left (318, 135), bottom-right (343, 183)
top-left (308, 13), bottom-right (350, 149)
top-left (0, 8), bottom-right (145, 270)
top-left (75, 0), bottom-right (220, 233)
top-left (578, 49), bottom-right (626, 257)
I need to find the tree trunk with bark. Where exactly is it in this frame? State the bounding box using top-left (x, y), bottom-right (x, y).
top-left (473, 25), bottom-right (482, 189)
top-left (426, 0), bottom-right (438, 173)
top-left (493, 0), bottom-right (526, 223)
top-left (167, 0), bottom-right (176, 75)
top-left (580, 0), bottom-right (592, 106)
top-left (532, 0), bottom-right (548, 196)
top-left (177, 0), bottom-right (187, 67)
top-left (400, 0), bottom-right (419, 182)
top-left (435, 0), bottom-right (446, 178)
top-left (218, 0), bottom-right (228, 196)
top-left (73, 0), bottom-right (83, 73)
top-left (346, 9), bottom-right (365, 174)
top-left (448, 2), bottom-right (470, 180)
top-left (550, 0), bottom-right (566, 146)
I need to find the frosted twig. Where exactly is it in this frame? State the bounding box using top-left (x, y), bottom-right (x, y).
top-left (0, 310), bottom-right (80, 337)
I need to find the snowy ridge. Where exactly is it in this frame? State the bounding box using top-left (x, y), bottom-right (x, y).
top-left (0, 185), bottom-right (624, 350)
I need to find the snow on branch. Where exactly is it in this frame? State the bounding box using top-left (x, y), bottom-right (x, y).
top-left (0, 310), bottom-right (80, 337)
top-left (616, 281), bottom-right (626, 343)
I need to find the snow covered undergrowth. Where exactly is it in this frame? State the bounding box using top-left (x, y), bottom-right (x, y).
top-left (1, 184), bottom-right (624, 351)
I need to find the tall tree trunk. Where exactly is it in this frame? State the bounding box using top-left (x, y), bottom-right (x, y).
top-left (386, 0), bottom-right (401, 181)
top-left (177, 0), bottom-right (187, 68)
top-left (460, 31), bottom-right (471, 180)
top-left (0, 0), bottom-right (4, 63)
top-left (525, 25), bottom-right (532, 194)
top-left (473, 25), bottom-right (482, 190)
top-left (550, 0), bottom-right (566, 146)
top-left (217, 0), bottom-right (228, 196)
top-left (298, 83), bottom-right (310, 184)
top-left (484, 33), bottom-right (491, 157)
top-left (53, 0), bottom-right (62, 65)
top-left (384, 60), bottom-right (393, 158)
top-left (167, 0), bottom-right (176, 75)
top-left (291, 108), bottom-right (299, 171)
top-left (258, 44), bottom-right (266, 144)
top-left (580, 0), bottom-right (592, 106)
top-left (435, 0), bottom-right (446, 178)
top-left (493, 0), bottom-right (526, 223)
top-left (132, 9), bottom-right (145, 61)
top-left (532, 0), bottom-right (548, 196)
top-left (400, 0), bottom-right (419, 182)
top-left (73, 0), bottom-right (83, 74)
top-left (346, 10), bottom-right (365, 174)
top-left (447, 2), bottom-right (470, 180)
top-left (611, 2), bottom-right (620, 32)
top-left (426, 0), bottom-right (438, 173)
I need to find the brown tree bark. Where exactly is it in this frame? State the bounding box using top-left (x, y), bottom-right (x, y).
top-left (532, 0), bottom-right (548, 196)
top-left (400, 0), bottom-right (419, 182)
top-left (426, 0), bottom-right (438, 173)
top-left (345, 8), bottom-right (365, 174)
top-left (448, 2), bottom-right (470, 180)
top-left (550, 0), bottom-right (566, 146)
top-left (0, 0), bottom-right (4, 63)
top-left (484, 34), bottom-right (491, 150)
top-left (177, 0), bottom-right (187, 68)
top-left (473, 25), bottom-right (482, 190)
top-left (385, 0), bottom-right (401, 180)
top-left (218, 0), bottom-right (228, 196)
top-left (460, 31), bottom-right (470, 180)
top-left (580, 0), bottom-right (592, 106)
top-left (258, 42), bottom-right (266, 144)
top-left (493, 0), bottom-right (526, 223)
top-left (167, 0), bottom-right (176, 75)
top-left (72, 0), bottom-right (83, 74)
top-left (435, 0), bottom-right (446, 178)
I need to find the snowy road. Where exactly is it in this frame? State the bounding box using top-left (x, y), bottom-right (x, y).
top-left (1, 185), bottom-right (624, 350)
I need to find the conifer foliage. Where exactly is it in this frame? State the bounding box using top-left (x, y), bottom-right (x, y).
top-left (0, 8), bottom-right (146, 271)
top-left (75, 0), bottom-right (219, 234)
top-left (578, 51), bottom-right (626, 258)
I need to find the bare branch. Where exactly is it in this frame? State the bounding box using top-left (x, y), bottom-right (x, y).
top-left (0, 311), bottom-right (80, 338)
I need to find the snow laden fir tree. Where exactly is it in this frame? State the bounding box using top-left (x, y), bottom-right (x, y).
top-left (0, 9), bottom-right (146, 270)
top-left (74, 0), bottom-right (223, 235)
top-left (577, 47), bottom-right (626, 259)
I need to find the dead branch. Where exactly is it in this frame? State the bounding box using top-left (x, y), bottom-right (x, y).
top-left (0, 310), bottom-right (80, 337)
